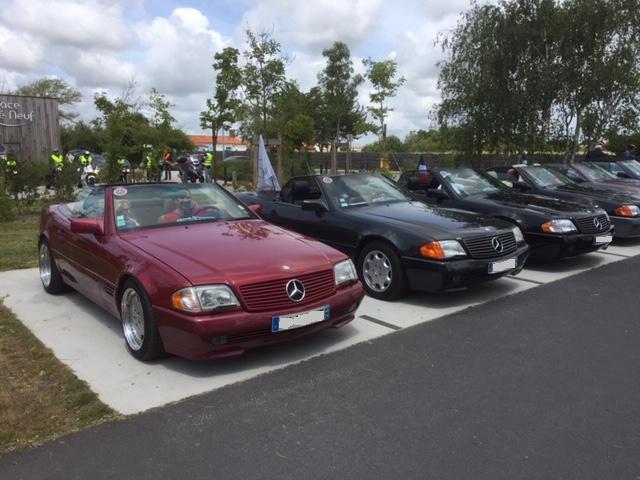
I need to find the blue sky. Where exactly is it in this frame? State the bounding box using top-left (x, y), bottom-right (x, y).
top-left (0, 0), bottom-right (477, 145)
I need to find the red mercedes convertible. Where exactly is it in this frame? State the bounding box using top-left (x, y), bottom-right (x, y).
top-left (38, 183), bottom-right (363, 361)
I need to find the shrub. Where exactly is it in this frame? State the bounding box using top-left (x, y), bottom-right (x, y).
top-left (0, 179), bottom-right (17, 221)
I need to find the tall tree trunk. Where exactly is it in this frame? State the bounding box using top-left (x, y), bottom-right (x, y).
top-left (331, 138), bottom-right (337, 174)
top-left (211, 126), bottom-right (218, 181)
top-left (277, 132), bottom-right (283, 183)
top-left (569, 108), bottom-right (582, 164)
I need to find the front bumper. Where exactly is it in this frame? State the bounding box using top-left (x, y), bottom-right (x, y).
top-left (611, 216), bottom-right (640, 238)
top-left (153, 281), bottom-right (364, 360)
top-left (525, 228), bottom-right (614, 260)
top-left (401, 245), bottom-right (529, 293)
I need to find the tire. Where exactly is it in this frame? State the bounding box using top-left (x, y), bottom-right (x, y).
top-left (38, 239), bottom-right (71, 294)
top-left (120, 279), bottom-right (165, 361)
top-left (357, 241), bottom-right (407, 301)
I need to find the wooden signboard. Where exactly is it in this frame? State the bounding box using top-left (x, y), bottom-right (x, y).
top-left (0, 94), bottom-right (60, 163)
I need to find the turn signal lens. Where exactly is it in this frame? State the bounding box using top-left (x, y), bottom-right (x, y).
top-left (614, 205), bottom-right (640, 217)
top-left (420, 240), bottom-right (467, 260)
top-left (420, 241), bottom-right (445, 260)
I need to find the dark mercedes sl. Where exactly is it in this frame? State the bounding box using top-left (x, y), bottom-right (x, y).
top-left (486, 165), bottom-right (640, 238)
top-left (238, 173), bottom-right (529, 300)
top-left (400, 167), bottom-right (613, 259)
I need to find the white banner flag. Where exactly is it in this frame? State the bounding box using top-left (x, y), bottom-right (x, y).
top-left (257, 134), bottom-right (281, 191)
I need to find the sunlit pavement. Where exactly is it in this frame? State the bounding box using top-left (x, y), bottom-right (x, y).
top-left (2, 240), bottom-right (639, 415)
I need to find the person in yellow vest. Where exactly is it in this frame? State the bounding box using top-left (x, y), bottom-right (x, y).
top-left (47, 149), bottom-right (64, 188)
top-left (79, 151), bottom-right (91, 167)
top-left (203, 150), bottom-right (213, 182)
top-left (146, 151), bottom-right (159, 182)
top-left (3, 155), bottom-right (18, 179)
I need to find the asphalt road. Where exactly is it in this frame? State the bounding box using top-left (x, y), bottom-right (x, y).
top-left (2, 256), bottom-right (640, 479)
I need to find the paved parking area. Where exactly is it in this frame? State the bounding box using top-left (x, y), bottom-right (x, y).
top-left (1, 241), bottom-right (639, 414)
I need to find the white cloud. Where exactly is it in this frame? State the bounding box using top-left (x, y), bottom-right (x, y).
top-left (136, 8), bottom-right (226, 94)
top-left (240, 0), bottom-right (384, 53)
top-left (0, 0), bottom-right (134, 50)
top-left (0, 25), bottom-right (43, 72)
top-left (0, 0), bottom-right (485, 138)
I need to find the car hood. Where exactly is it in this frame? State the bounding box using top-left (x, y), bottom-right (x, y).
top-left (553, 184), bottom-right (640, 204)
top-left (349, 201), bottom-right (511, 238)
top-left (481, 191), bottom-right (598, 216)
top-left (121, 220), bottom-right (343, 286)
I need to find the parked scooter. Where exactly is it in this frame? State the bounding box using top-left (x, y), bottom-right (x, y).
top-left (177, 156), bottom-right (203, 183)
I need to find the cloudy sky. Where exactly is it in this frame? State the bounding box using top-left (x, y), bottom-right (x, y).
top-left (0, 0), bottom-right (476, 146)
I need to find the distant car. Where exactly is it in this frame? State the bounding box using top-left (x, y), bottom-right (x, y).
top-left (38, 183), bottom-right (363, 361)
top-left (546, 162), bottom-right (640, 196)
top-left (399, 167), bottom-right (613, 260)
top-left (485, 165), bottom-right (640, 238)
top-left (237, 173), bottom-right (529, 300)
top-left (588, 158), bottom-right (640, 180)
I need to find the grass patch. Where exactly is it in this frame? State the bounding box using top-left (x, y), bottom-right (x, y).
top-left (0, 214), bottom-right (40, 270)
top-left (0, 301), bottom-right (119, 453)
top-left (0, 213), bottom-right (119, 453)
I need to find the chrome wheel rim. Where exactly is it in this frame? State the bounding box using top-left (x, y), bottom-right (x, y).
top-left (39, 244), bottom-right (51, 288)
top-left (362, 250), bottom-right (392, 293)
top-left (121, 288), bottom-right (145, 351)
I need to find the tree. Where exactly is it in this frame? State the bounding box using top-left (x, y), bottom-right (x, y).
top-left (238, 29), bottom-right (288, 139)
top-left (94, 87), bottom-right (149, 181)
top-left (437, 0), bottom-right (640, 161)
top-left (317, 41), bottom-right (369, 173)
top-left (15, 78), bottom-right (82, 122)
top-left (362, 58), bottom-right (406, 146)
top-left (200, 47), bottom-right (242, 180)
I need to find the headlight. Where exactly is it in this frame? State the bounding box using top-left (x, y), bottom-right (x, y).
top-left (541, 219), bottom-right (577, 233)
top-left (171, 285), bottom-right (240, 313)
top-left (420, 240), bottom-right (467, 260)
top-left (334, 259), bottom-right (357, 285)
top-left (512, 226), bottom-right (525, 244)
top-left (614, 204), bottom-right (640, 217)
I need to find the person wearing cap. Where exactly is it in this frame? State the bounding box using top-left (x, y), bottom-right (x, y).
top-left (624, 144), bottom-right (637, 159)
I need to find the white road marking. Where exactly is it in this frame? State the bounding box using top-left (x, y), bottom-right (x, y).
top-left (1, 244), bottom-right (638, 415)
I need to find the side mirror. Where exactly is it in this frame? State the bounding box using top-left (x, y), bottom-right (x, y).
top-left (248, 204), bottom-right (262, 215)
top-left (301, 199), bottom-right (328, 212)
top-left (411, 190), bottom-right (427, 199)
top-left (617, 171), bottom-right (631, 179)
top-left (70, 218), bottom-right (103, 235)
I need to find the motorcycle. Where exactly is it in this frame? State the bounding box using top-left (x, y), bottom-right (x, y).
top-left (81, 164), bottom-right (99, 187)
top-left (177, 157), bottom-right (203, 183)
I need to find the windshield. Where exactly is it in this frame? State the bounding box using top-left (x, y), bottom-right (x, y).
top-left (439, 168), bottom-right (501, 196)
top-left (321, 174), bottom-right (411, 208)
top-left (524, 166), bottom-right (568, 188)
top-left (578, 162), bottom-right (616, 181)
top-left (112, 183), bottom-right (253, 231)
top-left (621, 160), bottom-right (640, 176)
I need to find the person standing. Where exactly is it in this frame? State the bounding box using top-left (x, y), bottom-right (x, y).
top-left (518, 150), bottom-right (528, 165)
top-left (203, 150), bottom-right (213, 183)
top-left (48, 148), bottom-right (64, 188)
top-left (624, 144), bottom-right (637, 159)
top-left (162, 150), bottom-right (173, 180)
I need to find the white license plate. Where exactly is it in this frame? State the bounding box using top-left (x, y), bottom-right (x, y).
top-left (594, 235), bottom-right (613, 245)
top-left (488, 258), bottom-right (517, 274)
top-left (272, 306), bottom-right (330, 332)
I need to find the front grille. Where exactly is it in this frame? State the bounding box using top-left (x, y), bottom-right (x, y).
top-left (239, 270), bottom-right (335, 312)
top-left (462, 232), bottom-right (517, 259)
top-left (575, 214), bottom-right (610, 234)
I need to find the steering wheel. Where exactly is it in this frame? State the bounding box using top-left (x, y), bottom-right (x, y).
top-left (194, 205), bottom-right (221, 217)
